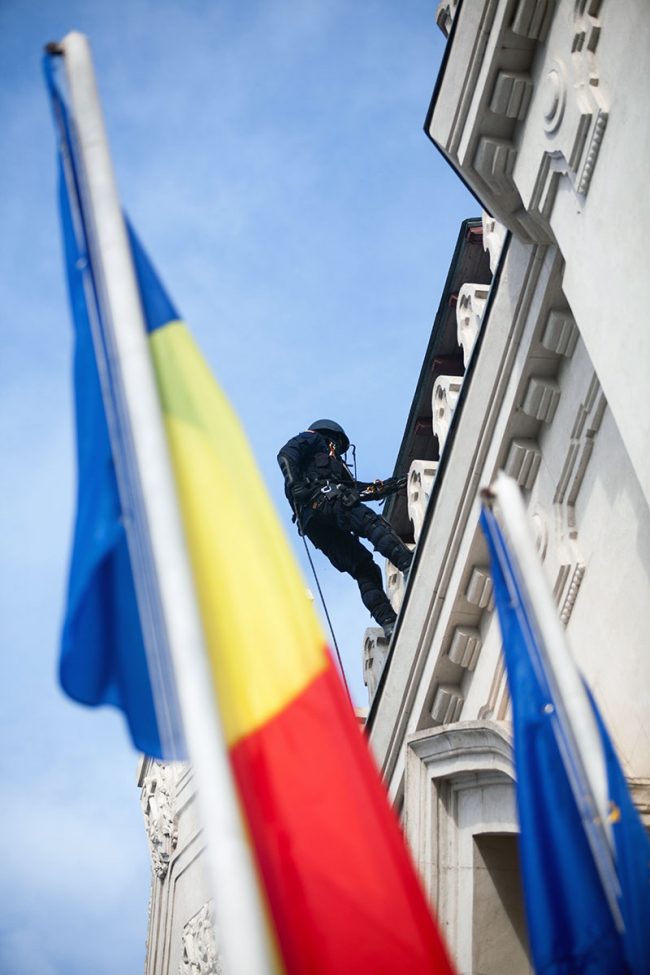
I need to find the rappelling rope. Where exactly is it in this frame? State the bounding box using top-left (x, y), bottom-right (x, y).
top-left (299, 533), bottom-right (353, 707)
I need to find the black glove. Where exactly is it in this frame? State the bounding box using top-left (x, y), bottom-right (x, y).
top-left (341, 486), bottom-right (360, 508)
top-left (359, 475), bottom-right (407, 501)
top-left (291, 481), bottom-right (313, 504)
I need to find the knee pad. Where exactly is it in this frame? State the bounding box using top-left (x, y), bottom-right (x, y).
top-left (356, 560), bottom-right (383, 596)
top-left (366, 518), bottom-right (412, 572)
top-left (357, 577), bottom-right (395, 626)
top-left (387, 541), bottom-right (413, 573)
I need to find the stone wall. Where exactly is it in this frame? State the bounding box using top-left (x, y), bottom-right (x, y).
top-left (368, 6), bottom-right (650, 972)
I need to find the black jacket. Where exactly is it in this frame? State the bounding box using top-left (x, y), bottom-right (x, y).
top-left (277, 430), bottom-right (355, 523)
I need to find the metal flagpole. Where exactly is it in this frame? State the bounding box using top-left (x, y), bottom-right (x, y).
top-left (487, 471), bottom-right (622, 924)
top-left (489, 473), bottom-right (611, 836)
top-left (58, 31), bottom-right (276, 974)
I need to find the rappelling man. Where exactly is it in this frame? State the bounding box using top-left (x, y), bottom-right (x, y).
top-left (277, 419), bottom-right (412, 639)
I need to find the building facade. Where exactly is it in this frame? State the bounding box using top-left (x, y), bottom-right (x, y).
top-left (141, 3), bottom-right (650, 972)
top-left (366, 2), bottom-right (650, 971)
top-left (139, 758), bottom-right (221, 975)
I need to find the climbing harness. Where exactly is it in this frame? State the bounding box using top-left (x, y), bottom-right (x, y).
top-left (282, 433), bottom-right (408, 709)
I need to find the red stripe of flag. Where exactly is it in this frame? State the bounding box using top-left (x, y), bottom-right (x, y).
top-left (231, 659), bottom-right (455, 975)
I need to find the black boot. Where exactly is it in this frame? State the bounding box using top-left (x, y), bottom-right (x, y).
top-left (373, 604), bottom-right (397, 642)
top-left (381, 618), bottom-right (396, 641)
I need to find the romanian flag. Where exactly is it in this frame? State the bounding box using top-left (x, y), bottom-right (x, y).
top-left (133, 233), bottom-right (455, 973)
top-left (47, 40), bottom-right (456, 975)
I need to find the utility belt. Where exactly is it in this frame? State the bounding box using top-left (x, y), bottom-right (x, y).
top-left (307, 474), bottom-right (408, 510)
top-left (310, 481), bottom-right (358, 510)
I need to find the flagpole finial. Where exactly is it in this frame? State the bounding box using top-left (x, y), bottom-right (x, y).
top-left (479, 485), bottom-right (496, 506)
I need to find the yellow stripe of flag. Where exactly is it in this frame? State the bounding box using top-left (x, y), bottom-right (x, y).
top-left (149, 321), bottom-right (327, 746)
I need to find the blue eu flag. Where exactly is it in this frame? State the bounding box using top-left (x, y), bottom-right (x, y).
top-left (481, 498), bottom-right (650, 975)
top-left (46, 52), bottom-right (184, 760)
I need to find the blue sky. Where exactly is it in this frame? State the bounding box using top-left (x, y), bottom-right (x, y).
top-left (0, 2), bottom-right (476, 971)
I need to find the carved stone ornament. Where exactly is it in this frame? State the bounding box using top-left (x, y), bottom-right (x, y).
top-left (550, 371), bottom-right (606, 624)
top-left (430, 684), bottom-right (464, 726)
top-left (530, 508), bottom-right (549, 562)
top-left (504, 437), bottom-right (542, 491)
top-left (363, 627), bottom-right (390, 705)
top-left (481, 211), bottom-right (508, 275)
top-left (529, 0), bottom-right (608, 225)
top-left (511, 0), bottom-right (556, 42)
top-left (435, 0), bottom-right (459, 38)
top-left (140, 761), bottom-right (179, 880)
top-left (407, 460), bottom-right (438, 543)
top-left (542, 307), bottom-right (578, 358)
top-left (180, 902), bottom-right (222, 975)
top-left (490, 70), bottom-right (534, 121)
top-left (448, 626), bottom-right (482, 671)
top-left (520, 376), bottom-right (561, 423)
top-left (386, 555), bottom-right (408, 614)
top-left (456, 283), bottom-right (489, 368)
top-left (432, 375), bottom-right (463, 455)
top-left (465, 566), bottom-right (493, 610)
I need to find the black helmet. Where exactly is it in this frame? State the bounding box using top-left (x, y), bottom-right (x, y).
top-left (309, 419), bottom-right (350, 453)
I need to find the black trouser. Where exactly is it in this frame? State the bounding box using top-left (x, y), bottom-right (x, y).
top-left (303, 500), bottom-right (412, 627)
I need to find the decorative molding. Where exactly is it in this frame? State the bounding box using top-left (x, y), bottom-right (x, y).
top-left (473, 136), bottom-right (518, 196)
top-left (432, 375), bottom-right (463, 455)
top-left (527, 2), bottom-right (608, 231)
top-left (385, 545), bottom-right (414, 613)
top-left (435, 0), bottom-right (460, 38)
top-left (510, 0), bottom-right (555, 42)
top-left (530, 507), bottom-right (549, 561)
top-left (405, 721), bottom-right (516, 954)
top-left (549, 371), bottom-right (606, 624)
top-left (448, 626), bottom-right (481, 671)
top-left (576, 107), bottom-right (606, 196)
top-left (542, 63), bottom-right (566, 135)
top-left (408, 721), bottom-right (513, 777)
top-left (629, 779), bottom-right (650, 827)
top-left (430, 684), bottom-right (464, 725)
top-left (555, 372), bottom-right (606, 509)
top-left (571, 0), bottom-right (607, 196)
top-left (141, 761), bottom-right (179, 881)
top-left (386, 560), bottom-right (405, 613)
top-left (431, 0), bottom-right (607, 241)
top-left (504, 437), bottom-right (542, 490)
top-left (520, 375), bottom-right (561, 422)
top-left (478, 655), bottom-right (508, 722)
top-left (363, 627), bottom-right (390, 705)
top-left (481, 212), bottom-right (508, 275)
top-left (407, 460), bottom-right (438, 543)
top-left (456, 283), bottom-right (489, 368)
top-left (465, 566), bottom-right (493, 609)
top-left (542, 307), bottom-right (578, 357)
top-left (489, 70), bottom-right (534, 121)
top-left (428, 0), bottom-right (562, 242)
top-left (179, 902), bottom-right (222, 975)
top-left (559, 562), bottom-right (585, 624)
